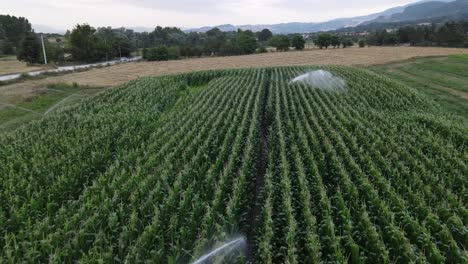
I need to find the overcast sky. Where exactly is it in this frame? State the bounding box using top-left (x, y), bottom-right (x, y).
top-left (4, 0), bottom-right (422, 31)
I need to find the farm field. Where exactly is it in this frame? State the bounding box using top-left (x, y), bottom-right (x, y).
top-left (1, 47), bottom-right (466, 104)
top-left (0, 66), bottom-right (466, 263)
top-left (0, 56), bottom-right (49, 76)
top-left (26, 46), bottom-right (468, 87)
top-left (0, 47), bottom-right (465, 131)
top-left (373, 54), bottom-right (468, 118)
top-left (0, 84), bottom-right (102, 131)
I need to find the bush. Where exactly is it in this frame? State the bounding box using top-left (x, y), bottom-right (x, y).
top-left (341, 38), bottom-right (354, 48)
top-left (268, 35), bottom-right (290, 51)
top-left (143, 46), bottom-right (169, 61)
top-left (180, 46), bottom-right (203, 57)
top-left (168, 46), bottom-right (180, 60)
top-left (358, 40), bottom-right (366, 48)
top-left (219, 41), bottom-right (242, 56)
top-left (256, 46), bottom-right (267, 53)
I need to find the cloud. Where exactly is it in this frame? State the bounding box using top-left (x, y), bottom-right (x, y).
top-left (4, 0), bottom-right (419, 31)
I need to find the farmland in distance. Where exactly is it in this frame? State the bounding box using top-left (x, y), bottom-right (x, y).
top-left (0, 66), bottom-right (466, 263)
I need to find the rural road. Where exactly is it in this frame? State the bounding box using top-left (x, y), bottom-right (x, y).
top-left (0, 57), bottom-right (142, 82)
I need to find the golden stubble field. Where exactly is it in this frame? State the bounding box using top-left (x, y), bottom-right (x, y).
top-left (0, 56), bottom-right (49, 76)
top-left (1, 46), bottom-right (467, 104)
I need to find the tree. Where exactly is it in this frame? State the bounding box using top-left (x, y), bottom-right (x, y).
top-left (143, 46), bottom-right (169, 61)
top-left (69, 24), bottom-right (106, 62)
top-left (330, 35), bottom-right (341, 48)
top-left (436, 21), bottom-right (466, 47)
top-left (0, 15), bottom-right (33, 54)
top-left (269, 35), bottom-right (290, 51)
top-left (314, 33), bottom-right (333, 49)
top-left (341, 38), bottom-right (354, 48)
top-left (358, 40), bottom-right (366, 48)
top-left (16, 33), bottom-right (40, 63)
top-left (168, 46), bottom-right (180, 60)
top-left (236, 29), bottom-right (258, 54)
top-left (257, 29), bottom-right (273, 42)
top-left (96, 27), bottom-right (134, 60)
top-left (291, 35), bottom-right (306, 50)
top-left (204, 27), bottom-right (226, 55)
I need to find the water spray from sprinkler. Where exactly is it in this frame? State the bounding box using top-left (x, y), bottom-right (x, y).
top-left (290, 70), bottom-right (346, 91)
top-left (191, 237), bottom-right (246, 264)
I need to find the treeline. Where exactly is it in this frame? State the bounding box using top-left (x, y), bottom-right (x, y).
top-left (365, 21), bottom-right (468, 47)
top-left (0, 15), bottom-right (65, 64)
top-left (140, 27), bottom-right (307, 61)
top-left (311, 33), bottom-right (356, 49)
top-left (64, 25), bottom-right (134, 62)
top-left (0, 16), bottom-right (136, 64)
top-left (0, 15), bottom-right (32, 55)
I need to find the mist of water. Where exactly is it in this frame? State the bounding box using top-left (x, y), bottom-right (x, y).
top-left (191, 237), bottom-right (246, 264)
top-left (290, 70), bottom-right (346, 91)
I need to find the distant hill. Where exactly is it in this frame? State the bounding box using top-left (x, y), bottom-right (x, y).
top-left (365, 0), bottom-right (468, 24)
top-left (188, 0), bottom-right (456, 33)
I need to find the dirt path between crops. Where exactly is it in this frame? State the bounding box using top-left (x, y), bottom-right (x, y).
top-left (246, 69), bottom-right (272, 261)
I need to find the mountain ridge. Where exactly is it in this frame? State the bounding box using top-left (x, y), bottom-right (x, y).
top-left (187, 0), bottom-right (456, 33)
top-left (365, 0), bottom-right (468, 24)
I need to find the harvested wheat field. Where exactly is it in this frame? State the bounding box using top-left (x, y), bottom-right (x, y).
top-left (51, 46), bottom-right (468, 87)
top-left (1, 46), bottom-right (466, 103)
top-left (0, 56), bottom-right (48, 76)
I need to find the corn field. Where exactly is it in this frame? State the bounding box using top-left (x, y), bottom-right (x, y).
top-left (0, 66), bottom-right (466, 263)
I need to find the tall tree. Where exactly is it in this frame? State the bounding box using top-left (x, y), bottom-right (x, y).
top-left (0, 15), bottom-right (33, 54)
top-left (236, 29), bottom-right (258, 54)
top-left (314, 33), bottom-right (333, 49)
top-left (291, 35), bottom-right (306, 50)
top-left (436, 21), bottom-right (466, 47)
top-left (257, 29), bottom-right (273, 42)
top-left (16, 33), bottom-right (40, 63)
top-left (68, 24), bottom-right (106, 62)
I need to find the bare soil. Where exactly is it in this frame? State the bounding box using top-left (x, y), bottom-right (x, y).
top-left (1, 47), bottom-right (466, 104)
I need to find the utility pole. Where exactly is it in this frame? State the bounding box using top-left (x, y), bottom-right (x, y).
top-left (40, 34), bottom-right (48, 65)
top-left (105, 38), bottom-right (108, 63)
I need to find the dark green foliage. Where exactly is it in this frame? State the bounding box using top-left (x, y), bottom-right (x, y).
top-left (1, 66), bottom-right (465, 263)
top-left (257, 28), bottom-right (273, 42)
top-left (257, 45), bottom-right (268, 53)
top-left (180, 45), bottom-right (203, 57)
top-left (291, 35), bottom-right (306, 50)
top-left (366, 30), bottom-right (399, 46)
top-left (143, 46), bottom-right (169, 61)
top-left (436, 21), bottom-right (467, 46)
top-left (0, 15), bottom-right (33, 54)
top-left (204, 27), bottom-right (226, 55)
top-left (68, 24), bottom-right (106, 62)
top-left (330, 35), bottom-right (341, 48)
top-left (359, 40), bottom-right (366, 47)
top-left (366, 21), bottom-right (468, 47)
top-left (235, 29), bottom-right (258, 54)
top-left (168, 46), bottom-right (180, 60)
top-left (314, 33), bottom-right (333, 49)
top-left (341, 38), bottom-right (354, 48)
top-left (16, 33), bottom-right (40, 63)
top-left (219, 40), bottom-right (242, 56)
top-left (268, 35), bottom-right (290, 51)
